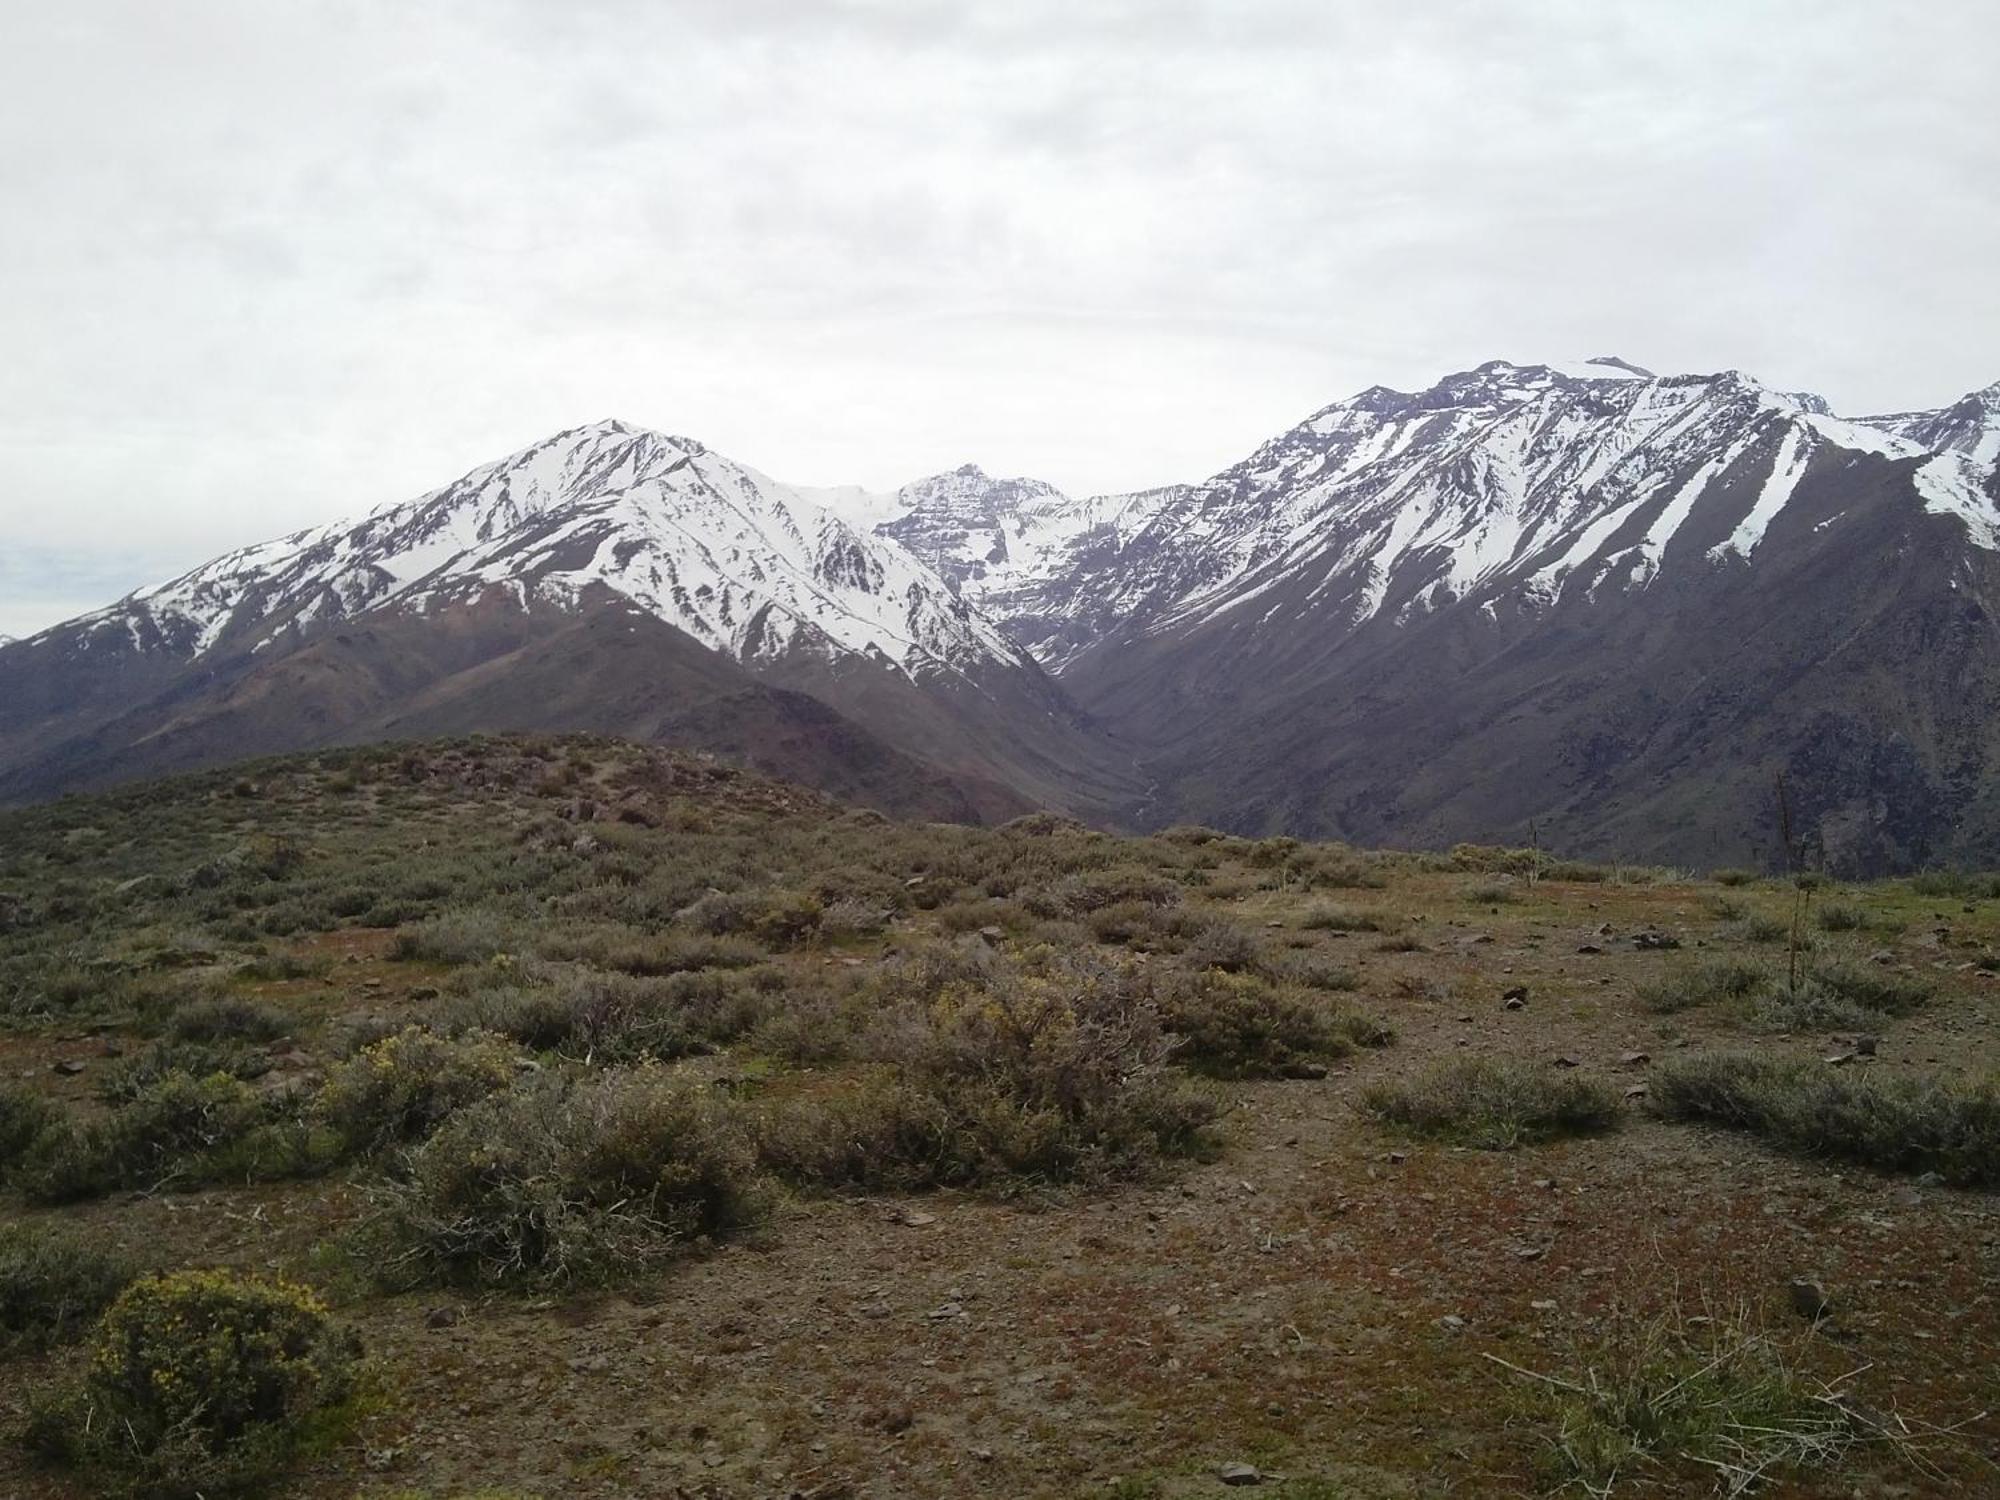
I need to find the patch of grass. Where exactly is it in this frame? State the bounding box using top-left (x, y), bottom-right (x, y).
top-left (1362, 1057), bottom-right (1621, 1149)
top-left (1711, 867), bottom-right (1758, 887)
top-left (1814, 900), bottom-right (1868, 932)
top-left (1492, 1300), bottom-right (1862, 1496)
top-left (1464, 882), bottom-right (1518, 905)
top-left (1745, 961), bottom-right (1930, 1032)
top-left (1300, 903), bottom-right (1403, 933)
top-left (1737, 913), bottom-right (1792, 944)
top-left (1650, 1053), bottom-right (2000, 1185)
top-left (1637, 959), bottom-right (1769, 1014)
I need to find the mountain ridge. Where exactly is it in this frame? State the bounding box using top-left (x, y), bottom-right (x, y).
top-left (5, 356), bottom-right (1997, 870)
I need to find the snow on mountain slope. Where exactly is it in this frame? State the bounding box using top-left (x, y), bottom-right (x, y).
top-left (1020, 360), bottom-right (2000, 665)
top-left (30, 421), bottom-right (1028, 682)
top-left (1860, 380), bottom-right (2000, 467)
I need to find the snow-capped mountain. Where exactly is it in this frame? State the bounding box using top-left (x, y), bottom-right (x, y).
top-left (6, 357), bottom-right (1999, 870)
top-left (35, 420), bottom-right (1025, 682)
top-left (1037, 358), bottom-right (2000, 872)
top-left (0, 423), bottom-right (1141, 820)
top-left (873, 360), bottom-right (2000, 668)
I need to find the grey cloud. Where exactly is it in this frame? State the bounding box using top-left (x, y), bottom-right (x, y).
top-left (1, 0), bottom-right (1995, 639)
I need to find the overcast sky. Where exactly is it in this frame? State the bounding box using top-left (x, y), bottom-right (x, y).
top-left (3, 1), bottom-right (1996, 637)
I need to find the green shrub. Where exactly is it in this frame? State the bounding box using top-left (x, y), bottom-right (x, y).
top-left (1274, 953), bottom-right (1360, 992)
top-left (445, 966), bottom-right (783, 1063)
top-left (97, 1037), bottom-right (271, 1103)
top-left (1804, 960), bottom-right (1929, 1017)
top-left (1541, 860), bottom-right (1609, 883)
top-left (17, 1072), bottom-right (269, 1203)
top-left (1739, 913), bottom-right (1791, 943)
top-left (25, 1269), bottom-right (360, 1497)
top-left (1172, 915), bottom-right (1265, 973)
top-left (1363, 1057), bottom-right (1621, 1149)
top-left (390, 909), bottom-right (515, 966)
top-left (1465, 882), bottom-right (1518, 905)
top-left (1650, 1053), bottom-right (2000, 1185)
top-left (1814, 900), bottom-right (1867, 932)
top-left (0, 1082), bottom-right (59, 1170)
top-left (678, 886), bottom-right (823, 945)
top-left (1449, 843), bottom-right (1539, 875)
top-left (1087, 900), bottom-right (1170, 947)
top-left (357, 1071), bottom-right (762, 1288)
top-left (0, 1222), bottom-right (137, 1352)
top-left (1281, 846), bottom-right (1387, 890)
top-left (164, 995), bottom-right (293, 1043)
top-left (762, 953), bottom-right (1219, 1190)
top-left (1300, 903), bottom-right (1403, 933)
top-left (314, 1026), bottom-right (517, 1152)
top-left (1636, 958), bottom-right (1768, 1014)
top-left (1710, 868), bottom-right (1757, 887)
top-left (1154, 969), bottom-right (1386, 1078)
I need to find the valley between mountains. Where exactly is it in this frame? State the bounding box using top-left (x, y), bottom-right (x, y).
top-left (5, 356), bottom-right (1998, 873)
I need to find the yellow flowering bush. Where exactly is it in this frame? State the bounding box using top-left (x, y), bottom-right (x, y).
top-left (26, 1268), bottom-right (361, 1496)
top-left (315, 1025), bottom-right (517, 1151)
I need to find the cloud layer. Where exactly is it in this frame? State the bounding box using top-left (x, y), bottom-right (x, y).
top-left (3, 0), bottom-right (1995, 636)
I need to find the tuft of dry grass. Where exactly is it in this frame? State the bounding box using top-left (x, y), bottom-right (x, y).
top-left (1361, 1056), bottom-right (1621, 1150)
top-left (1488, 1299), bottom-right (1869, 1497)
top-left (1650, 1053), bottom-right (2000, 1186)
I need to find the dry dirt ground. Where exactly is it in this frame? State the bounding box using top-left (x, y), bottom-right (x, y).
top-left (4, 861), bottom-right (1998, 1498)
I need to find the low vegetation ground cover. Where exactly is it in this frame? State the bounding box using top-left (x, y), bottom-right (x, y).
top-left (0, 736), bottom-right (1994, 1497)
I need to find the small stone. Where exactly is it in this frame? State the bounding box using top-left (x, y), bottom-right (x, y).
top-left (896, 1209), bottom-right (938, 1227)
top-left (1435, 1314), bottom-right (1467, 1332)
top-left (1618, 1051), bottom-right (1651, 1067)
top-left (52, 1058), bottom-right (87, 1075)
top-left (424, 1305), bottom-right (461, 1330)
top-left (1217, 1461), bottom-right (1266, 1485)
top-left (1855, 1035), bottom-right (1878, 1056)
top-left (927, 1302), bottom-right (964, 1320)
top-left (1824, 1050), bottom-right (1857, 1067)
top-left (1788, 1279), bottom-right (1831, 1320)
top-left (1623, 1084), bottom-right (1648, 1101)
top-left (977, 926), bottom-right (1005, 943)
top-left (1576, 943), bottom-right (1604, 955)
top-left (1530, 1299), bottom-right (1558, 1312)
top-left (1552, 1054), bottom-right (1581, 1068)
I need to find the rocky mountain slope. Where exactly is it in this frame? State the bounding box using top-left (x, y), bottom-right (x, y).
top-left (0, 422), bottom-right (1138, 819)
top-left (6, 359), bottom-right (1997, 871)
top-left (863, 358), bottom-right (2000, 872)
